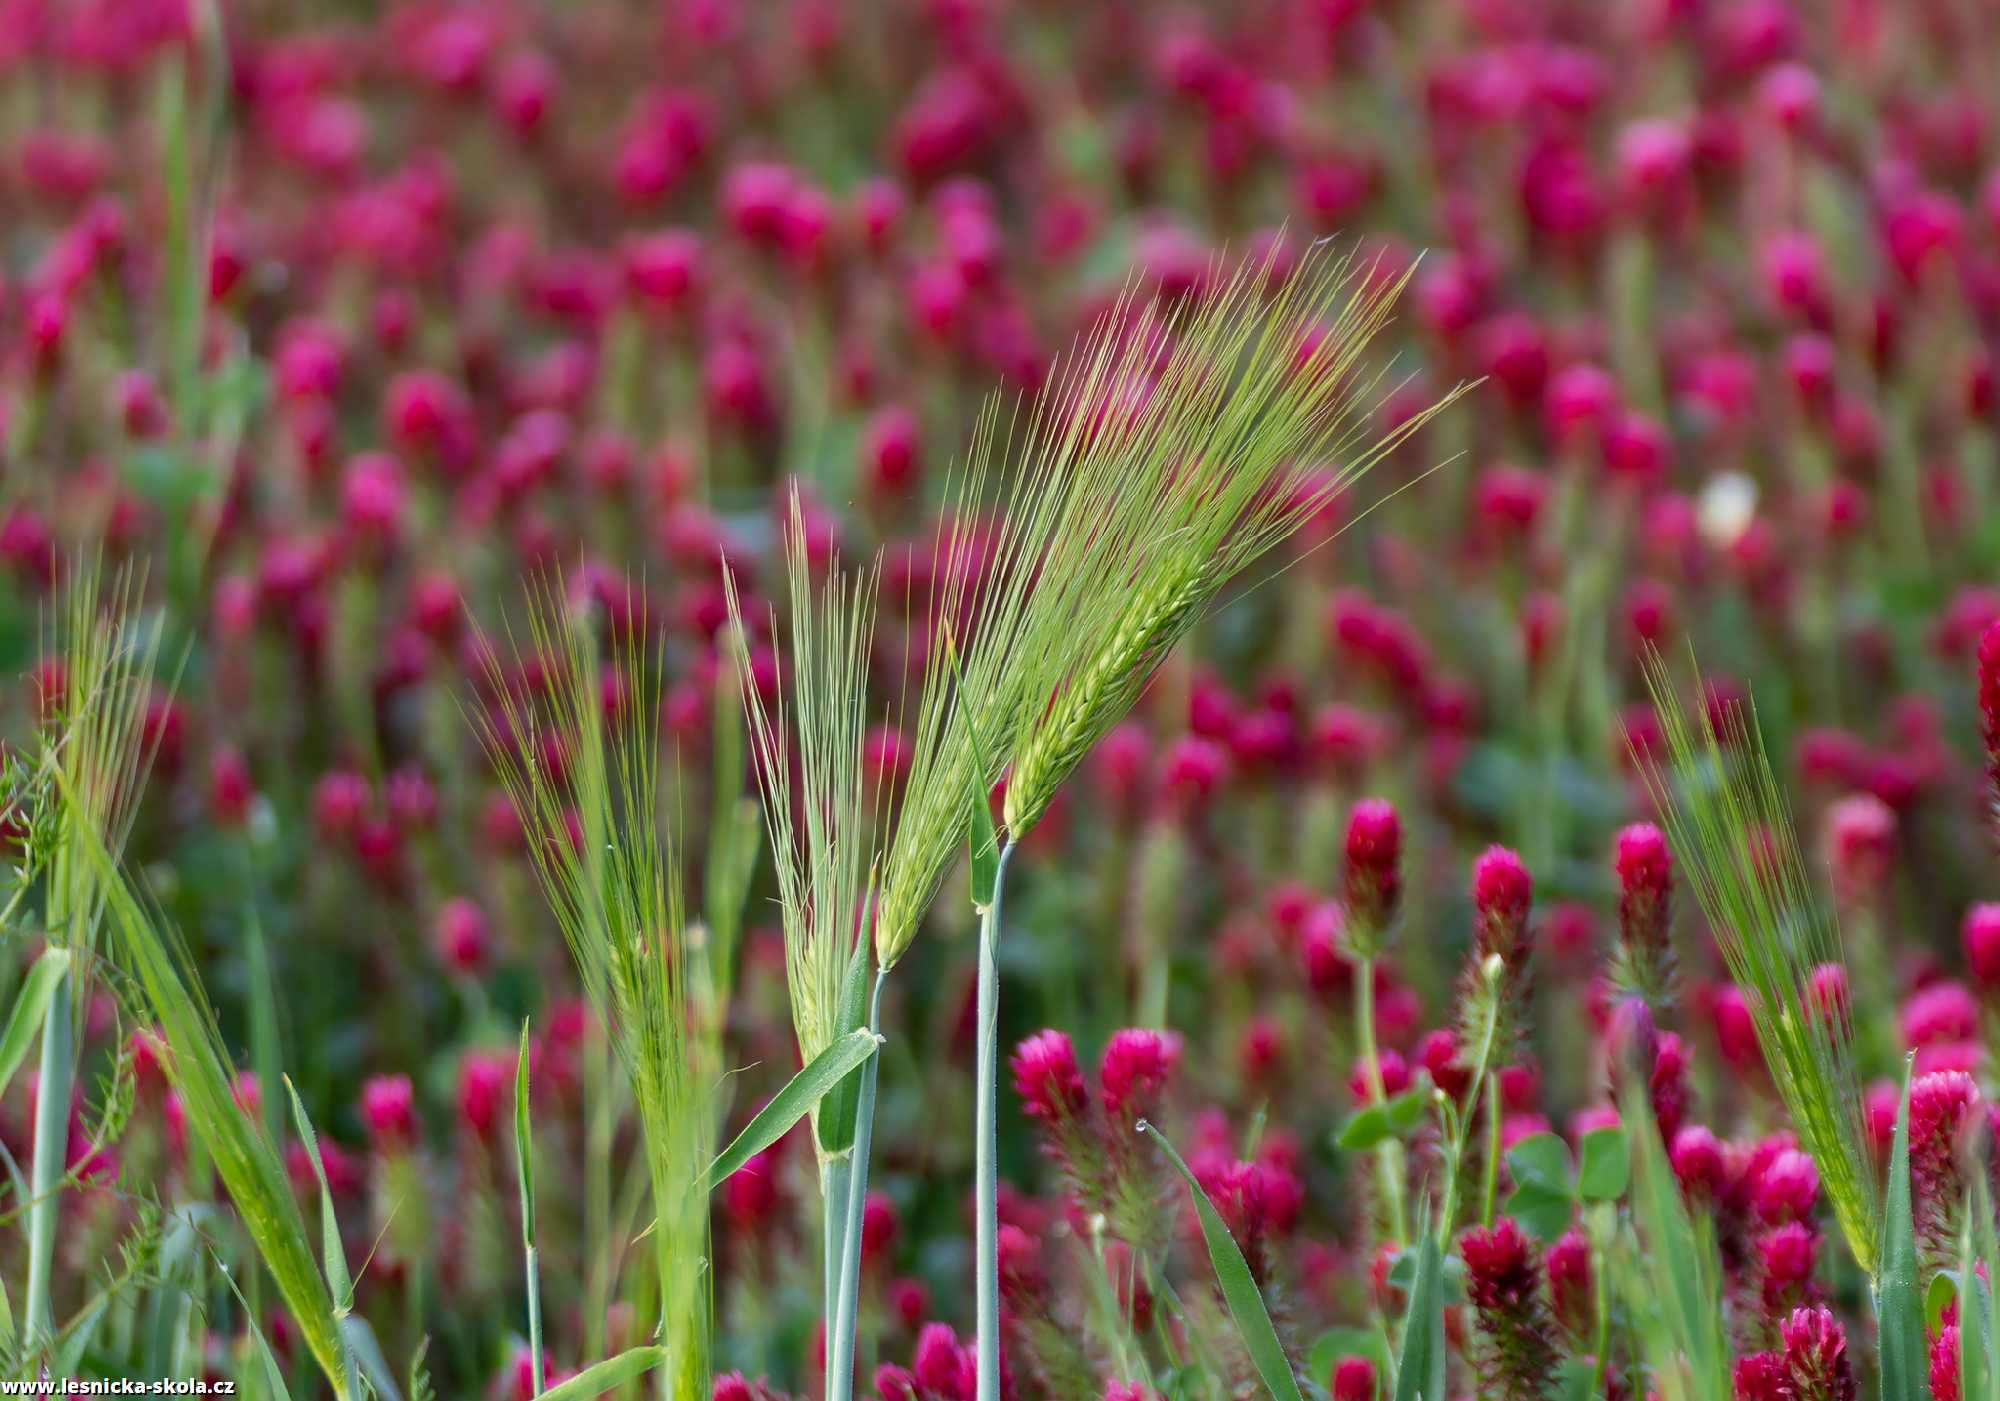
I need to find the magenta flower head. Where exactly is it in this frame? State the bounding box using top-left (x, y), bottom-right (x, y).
top-left (1780, 1305), bottom-right (1857, 1401)
top-left (1962, 903), bottom-right (2000, 989)
top-left (1462, 846), bottom-right (1535, 1054)
top-left (1099, 1029), bottom-right (1182, 1124)
top-left (1934, 1324), bottom-right (1964, 1401)
top-left (1545, 1228), bottom-right (1593, 1339)
top-left (1758, 1220), bottom-right (1820, 1316)
top-left (1734, 1353), bottom-right (1792, 1400)
top-left (1471, 846), bottom-right (1533, 966)
top-left (1612, 823), bottom-right (1674, 1006)
top-left (1342, 797), bottom-right (1402, 955)
top-left (1010, 1030), bottom-right (1086, 1124)
top-left (1458, 1217), bottom-right (1560, 1401)
top-left (1330, 1356), bottom-right (1378, 1401)
top-left (1910, 1070), bottom-right (1979, 1271)
top-left (359, 1073), bottom-right (417, 1152)
top-left (1979, 618), bottom-right (2000, 796)
top-left (1823, 794), bottom-right (1895, 905)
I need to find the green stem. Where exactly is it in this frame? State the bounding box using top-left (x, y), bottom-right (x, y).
top-left (820, 1153), bottom-right (853, 1400)
top-left (523, 1243), bottom-right (544, 1395)
top-left (974, 841), bottom-right (1016, 1401)
top-left (25, 966), bottom-right (72, 1347)
top-left (828, 971), bottom-right (889, 1401)
top-left (1479, 1070), bottom-right (1502, 1228)
top-left (1355, 955), bottom-right (1408, 1247)
top-left (1438, 961), bottom-right (1505, 1234)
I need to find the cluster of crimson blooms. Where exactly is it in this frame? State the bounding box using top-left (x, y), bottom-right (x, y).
top-left (9, 0), bottom-right (2000, 1394)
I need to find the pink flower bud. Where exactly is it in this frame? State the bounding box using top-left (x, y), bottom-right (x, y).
top-left (359, 1073), bottom-right (417, 1151)
top-left (1343, 797), bottom-right (1402, 937)
top-left (1010, 1030), bottom-right (1086, 1124)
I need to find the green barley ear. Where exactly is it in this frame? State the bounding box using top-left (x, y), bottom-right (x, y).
top-left (722, 492), bottom-right (884, 1155)
top-left (45, 558), bottom-right (165, 964)
top-left (1637, 650), bottom-right (1880, 1274)
top-left (468, 577), bottom-right (712, 1399)
top-left (992, 242), bottom-right (1466, 839)
top-left (870, 245), bottom-right (1469, 958)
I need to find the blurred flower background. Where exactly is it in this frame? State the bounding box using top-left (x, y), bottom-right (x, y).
top-left (5, 0), bottom-right (2000, 1397)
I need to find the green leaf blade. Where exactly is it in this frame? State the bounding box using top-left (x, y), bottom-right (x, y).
top-left (705, 1028), bottom-right (881, 1192)
top-left (1142, 1121), bottom-right (1306, 1401)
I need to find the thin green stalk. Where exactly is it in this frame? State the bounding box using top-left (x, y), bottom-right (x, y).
top-left (820, 1154), bottom-right (852, 1398)
top-left (514, 1021), bottom-right (543, 1396)
top-left (1355, 956), bottom-right (1407, 1247)
top-left (1479, 1070), bottom-right (1502, 1228)
top-left (24, 967), bottom-right (71, 1347)
top-left (1438, 958), bottom-right (1504, 1233)
top-left (827, 971), bottom-right (889, 1401)
top-left (974, 841), bottom-right (1016, 1401)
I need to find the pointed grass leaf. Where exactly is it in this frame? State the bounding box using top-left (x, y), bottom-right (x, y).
top-left (58, 778), bottom-right (349, 1398)
top-left (283, 1076), bottom-right (354, 1315)
top-left (1336, 1088), bottom-right (1431, 1151)
top-left (1875, 1061), bottom-right (1929, 1401)
top-left (0, 947), bottom-right (69, 1103)
top-left (1961, 1176), bottom-right (2000, 1401)
top-left (1928, 1273), bottom-right (1958, 1336)
top-left (1577, 1127), bottom-right (1630, 1202)
top-left (514, 1020), bottom-right (535, 1244)
top-left (1140, 1120), bottom-right (1306, 1401)
top-left (1619, 1075), bottom-right (1730, 1399)
top-left (341, 1315), bottom-right (405, 1401)
top-left (815, 942), bottom-right (874, 1159)
top-left (534, 1346), bottom-right (667, 1400)
top-left (705, 1028), bottom-right (881, 1193)
top-left (1390, 1218), bottom-right (1445, 1401)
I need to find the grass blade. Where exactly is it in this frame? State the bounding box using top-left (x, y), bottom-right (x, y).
top-left (1639, 653), bottom-right (1879, 1272)
top-left (282, 1075), bottom-right (355, 1314)
top-left (1390, 1215), bottom-right (1444, 1401)
top-left (0, 947), bottom-right (69, 1103)
top-left (1140, 1119), bottom-right (1306, 1401)
top-left (703, 1028), bottom-right (881, 1193)
top-left (1876, 1059), bottom-right (1929, 1401)
top-left (282, 1080), bottom-right (356, 1320)
top-left (58, 781), bottom-right (349, 1398)
top-left (514, 1020), bottom-right (543, 1396)
top-left (1618, 1075), bottom-right (1729, 1400)
top-left (535, 1346), bottom-right (667, 1400)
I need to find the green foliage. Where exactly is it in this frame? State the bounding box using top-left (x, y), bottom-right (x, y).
top-left (701, 1028), bottom-right (882, 1191)
top-left (1616, 1077), bottom-right (1730, 1401)
top-left (471, 578), bottom-right (715, 1398)
top-left (57, 791), bottom-right (351, 1398)
top-left (1390, 1213), bottom-right (1445, 1401)
top-left (1638, 653), bottom-right (1879, 1273)
top-left (1875, 1063), bottom-right (1929, 1401)
top-left (1140, 1120), bottom-right (1307, 1401)
top-left (1335, 1087), bottom-right (1432, 1151)
top-left (725, 501), bottom-right (885, 1149)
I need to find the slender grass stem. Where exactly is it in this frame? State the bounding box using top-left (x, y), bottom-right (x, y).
top-left (1354, 956), bottom-right (1407, 1247)
top-left (24, 965), bottom-right (72, 1348)
top-left (523, 1243), bottom-right (544, 1395)
top-left (828, 971), bottom-right (889, 1401)
top-left (974, 841), bottom-right (1015, 1401)
top-left (820, 1154), bottom-right (852, 1400)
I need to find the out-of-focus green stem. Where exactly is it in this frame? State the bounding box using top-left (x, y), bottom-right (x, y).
top-left (25, 967), bottom-right (73, 1347)
top-left (1480, 1069), bottom-right (1502, 1228)
top-left (827, 972), bottom-right (888, 1401)
top-left (973, 841), bottom-right (1016, 1401)
top-left (1354, 955), bottom-right (1408, 1248)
